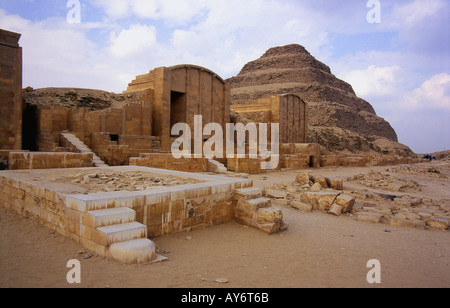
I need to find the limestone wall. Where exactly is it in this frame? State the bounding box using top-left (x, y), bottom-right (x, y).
top-left (129, 153), bottom-right (209, 172)
top-left (0, 29), bottom-right (22, 150)
top-left (231, 94), bottom-right (307, 144)
top-left (8, 152), bottom-right (93, 169)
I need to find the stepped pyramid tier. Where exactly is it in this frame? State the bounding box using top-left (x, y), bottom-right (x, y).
top-left (226, 44), bottom-right (413, 156)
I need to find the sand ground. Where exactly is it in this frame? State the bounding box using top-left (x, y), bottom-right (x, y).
top-left (0, 162), bottom-right (449, 288)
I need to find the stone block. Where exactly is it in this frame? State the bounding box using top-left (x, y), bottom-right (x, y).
top-left (235, 187), bottom-right (263, 200)
top-left (328, 203), bottom-right (342, 216)
top-left (356, 212), bottom-right (383, 224)
top-left (301, 191), bottom-right (339, 211)
top-left (257, 207), bottom-right (283, 223)
top-left (389, 216), bottom-right (416, 228)
top-left (326, 177), bottom-right (343, 190)
top-left (426, 218), bottom-right (449, 231)
top-left (295, 172), bottom-right (310, 185)
top-left (107, 239), bottom-right (156, 264)
top-left (335, 194), bottom-right (355, 213)
top-left (266, 189), bottom-right (287, 199)
top-left (237, 197), bottom-right (271, 212)
top-left (310, 183), bottom-right (322, 192)
top-left (311, 175), bottom-right (328, 188)
top-left (290, 201), bottom-right (312, 212)
top-left (271, 198), bottom-right (289, 207)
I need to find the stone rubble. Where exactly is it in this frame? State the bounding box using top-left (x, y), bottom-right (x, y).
top-left (261, 171), bottom-right (449, 231)
top-left (66, 170), bottom-right (203, 193)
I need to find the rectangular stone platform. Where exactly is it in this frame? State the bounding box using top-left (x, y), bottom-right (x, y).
top-left (0, 166), bottom-right (253, 259)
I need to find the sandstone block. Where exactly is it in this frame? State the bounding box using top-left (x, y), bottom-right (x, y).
top-left (328, 203), bottom-right (342, 216)
top-left (290, 201), bottom-right (312, 212)
top-left (301, 191), bottom-right (339, 211)
top-left (312, 175), bottom-right (328, 188)
top-left (335, 194), bottom-right (355, 213)
top-left (395, 210), bottom-right (421, 221)
top-left (295, 172), bottom-right (310, 185)
top-left (389, 216), bottom-right (416, 228)
top-left (267, 189), bottom-right (287, 199)
top-left (426, 218), bottom-right (449, 231)
top-left (326, 177), bottom-right (343, 190)
top-left (310, 183), bottom-right (322, 192)
top-left (271, 198), bottom-right (289, 207)
top-left (257, 221), bottom-right (282, 234)
top-left (257, 207), bottom-right (283, 223)
top-left (235, 187), bottom-right (263, 200)
top-left (356, 212), bottom-right (383, 224)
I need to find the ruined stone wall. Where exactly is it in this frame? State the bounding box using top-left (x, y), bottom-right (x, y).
top-left (231, 94), bottom-right (307, 145)
top-left (0, 30), bottom-right (22, 150)
top-left (8, 152), bottom-right (93, 169)
top-left (129, 153), bottom-right (209, 172)
top-left (127, 65), bottom-right (231, 153)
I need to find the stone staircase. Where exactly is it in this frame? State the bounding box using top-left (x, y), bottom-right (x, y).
top-left (60, 132), bottom-right (108, 167)
top-left (234, 187), bottom-right (288, 234)
top-left (83, 206), bottom-right (158, 264)
top-left (208, 159), bottom-right (228, 174)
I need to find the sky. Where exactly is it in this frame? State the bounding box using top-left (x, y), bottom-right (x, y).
top-left (0, 0), bottom-right (449, 154)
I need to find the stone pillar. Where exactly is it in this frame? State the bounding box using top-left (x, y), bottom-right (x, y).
top-left (0, 29), bottom-right (22, 150)
top-left (153, 67), bottom-right (171, 152)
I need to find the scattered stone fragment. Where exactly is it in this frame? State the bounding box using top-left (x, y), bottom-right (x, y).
top-left (335, 194), bottom-right (355, 213)
top-left (311, 175), bottom-right (328, 188)
top-left (356, 212), bottom-right (383, 224)
top-left (426, 218), bottom-right (449, 231)
top-left (326, 177), bottom-right (343, 190)
top-left (328, 203), bottom-right (343, 216)
top-left (295, 172), bottom-right (310, 185)
top-left (215, 278), bottom-right (229, 283)
top-left (310, 182), bottom-right (322, 192)
top-left (267, 189), bottom-right (287, 199)
top-left (290, 201), bottom-right (312, 212)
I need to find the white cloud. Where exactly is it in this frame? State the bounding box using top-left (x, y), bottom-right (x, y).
top-left (92, 0), bottom-right (208, 25)
top-left (339, 65), bottom-right (403, 98)
top-left (391, 0), bottom-right (445, 27)
top-left (91, 0), bottom-right (132, 19)
top-left (109, 24), bottom-right (157, 58)
top-left (405, 73), bottom-right (450, 110)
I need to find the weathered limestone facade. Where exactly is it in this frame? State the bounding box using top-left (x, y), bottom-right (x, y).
top-left (0, 29), bottom-right (22, 150)
top-left (127, 65), bottom-right (231, 153)
top-left (231, 94), bottom-right (307, 144)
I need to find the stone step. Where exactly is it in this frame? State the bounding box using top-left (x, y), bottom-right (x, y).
top-left (208, 159), bottom-right (227, 174)
top-left (86, 207), bottom-right (136, 228)
top-left (107, 238), bottom-right (157, 264)
top-left (97, 222), bottom-right (147, 246)
top-left (60, 132), bottom-right (109, 168)
top-left (237, 197), bottom-right (272, 211)
top-left (235, 187), bottom-right (263, 200)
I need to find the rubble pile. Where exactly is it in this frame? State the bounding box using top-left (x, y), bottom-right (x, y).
top-left (261, 171), bottom-right (450, 231)
top-left (63, 170), bottom-right (203, 193)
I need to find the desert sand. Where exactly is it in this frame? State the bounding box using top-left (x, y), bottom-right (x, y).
top-left (0, 162), bottom-right (449, 288)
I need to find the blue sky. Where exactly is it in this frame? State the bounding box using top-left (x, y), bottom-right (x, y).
top-left (0, 0), bottom-right (449, 153)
